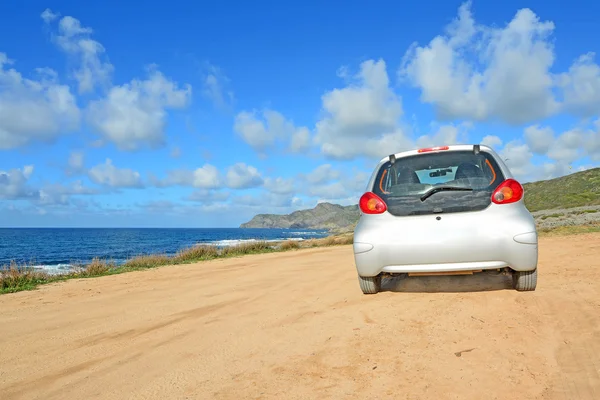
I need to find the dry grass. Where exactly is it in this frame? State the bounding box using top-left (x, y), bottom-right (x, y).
top-left (220, 241), bottom-right (273, 257)
top-left (172, 245), bottom-right (218, 263)
top-left (302, 238), bottom-right (321, 248)
top-left (123, 254), bottom-right (171, 270)
top-left (0, 235), bottom-right (354, 295)
top-left (538, 223), bottom-right (600, 236)
top-left (80, 257), bottom-right (113, 277)
top-left (279, 240), bottom-right (301, 250)
top-left (321, 236), bottom-right (338, 246)
top-left (0, 262), bottom-right (49, 293)
top-left (333, 234), bottom-right (354, 245)
top-left (305, 234), bottom-right (353, 247)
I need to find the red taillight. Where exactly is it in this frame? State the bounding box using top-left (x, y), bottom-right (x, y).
top-left (417, 146), bottom-right (450, 153)
top-left (491, 179), bottom-right (524, 204)
top-left (359, 192), bottom-right (387, 214)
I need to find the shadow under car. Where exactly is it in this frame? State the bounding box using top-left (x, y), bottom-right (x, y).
top-left (379, 270), bottom-right (515, 293)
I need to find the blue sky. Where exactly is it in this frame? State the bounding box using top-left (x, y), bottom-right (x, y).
top-left (1, 0), bottom-right (600, 227)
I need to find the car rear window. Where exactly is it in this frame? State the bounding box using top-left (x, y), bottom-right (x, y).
top-left (372, 150), bottom-right (505, 216)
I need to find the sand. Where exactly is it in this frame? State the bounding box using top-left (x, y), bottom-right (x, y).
top-left (1, 233), bottom-right (600, 400)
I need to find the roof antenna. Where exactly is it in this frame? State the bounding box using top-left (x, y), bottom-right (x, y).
top-left (389, 154), bottom-right (396, 165)
top-left (473, 144), bottom-right (480, 154)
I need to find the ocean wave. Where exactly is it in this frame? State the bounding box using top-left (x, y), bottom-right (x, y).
top-left (29, 263), bottom-right (82, 275)
top-left (204, 237), bottom-right (306, 247)
top-left (287, 231), bottom-right (322, 236)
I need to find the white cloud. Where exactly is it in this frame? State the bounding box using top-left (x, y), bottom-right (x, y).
top-left (498, 121), bottom-right (600, 177)
top-left (498, 121), bottom-right (600, 181)
top-left (290, 127), bottom-right (311, 153)
top-left (0, 53), bottom-right (80, 149)
top-left (86, 69), bottom-right (192, 151)
top-left (496, 144), bottom-right (571, 182)
top-left (202, 63), bottom-right (234, 110)
top-left (270, 164), bottom-right (372, 206)
top-left (232, 193), bottom-right (293, 208)
top-left (314, 59), bottom-right (406, 159)
top-left (88, 159), bottom-right (144, 188)
top-left (546, 129), bottom-right (584, 164)
top-left (226, 163), bottom-right (264, 189)
top-left (481, 135), bottom-right (503, 149)
top-left (41, 8), bottom-right (59, 23)
top-left (42, 10), bottom-right (114, 94)
top-left (153, 164), bottom-right (221, 189)
top-left (344, 170), bottom-right (371, 193)
top-left (302, 167), bottom-right (372, 203)
top-left (587, 119), bottom-right (600, 161)
top-left (41, 10), bottom-right (192, 151)
top-left (0, 164), bottom-right (99, 206)
top-left (538, 162), bottom-right (575, 180)
top-left (233, 110), bottom-right (276, 152)
top-left (360, 131), bottom-right (414, 160)
top-left (66, 151), bottom-right (86, 175)
top-left (307, 181), bottom-right (349, 199)
top-left (264, 177), bottom-right (296, 195)
top-left (305, 164), bottom-right (340, 184)
top-left (416, 123), bottom-right (465, 148)
top-left (524, 125), bottom-right (554, 154)
top-left (558, 53), bottom-right (600, 117)
top-left (315, 196), bottom-right (359, 207)
top-left (190, 165), bottom-right (221, 189)
top-left (187, 189), bottom-right (230, 204)
top-left (38, 180), bottom-right (98, 205)
top-left (400, 2), bottom-right (559, 124)
top-left (499, 141), bottom-right (534, 179)
top-left (0, 165), bottom-right (37, 199)
top-left (291, 196), bottom-right (308, 208)
top-left (233, 109), bottom-right (309, 154)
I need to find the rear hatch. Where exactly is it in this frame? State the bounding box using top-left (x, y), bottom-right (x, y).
top-left (364, 148), bottom-right (515, 267)
top-left (372, 148), bottom-right (504, 217)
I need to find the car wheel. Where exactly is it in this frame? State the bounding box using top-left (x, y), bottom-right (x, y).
top-left (358, 274), bottom-right (381, 294)
top-left (512, 269), bottom-right (537, 291)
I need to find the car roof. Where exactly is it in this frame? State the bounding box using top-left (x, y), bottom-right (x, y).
top-left (377, 144), bottom-right (497, 164)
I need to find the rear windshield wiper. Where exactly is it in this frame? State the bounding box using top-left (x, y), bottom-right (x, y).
top-left (420, 186), bottom-right (473, 202)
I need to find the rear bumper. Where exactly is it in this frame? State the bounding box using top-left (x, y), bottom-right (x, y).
top-left (353, 235), bottom-right (538, 277)
top-left (353, 202), bottom-right (539, 277)
top-left (380, 260), bottom-right (509, 274)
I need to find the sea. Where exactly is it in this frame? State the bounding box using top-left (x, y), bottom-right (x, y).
top-left (0, 228), bottom-right (329, 275)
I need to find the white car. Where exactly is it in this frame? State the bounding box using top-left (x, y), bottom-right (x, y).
top-left (353, 144), bottom-right (538, 294)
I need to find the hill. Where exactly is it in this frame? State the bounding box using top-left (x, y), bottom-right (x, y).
top-left (240, 202), bottom-right (359, 231)
top-left (523, 167), bottom-right (600, 211)
top-left (240, 167), bottom-right (600, 231)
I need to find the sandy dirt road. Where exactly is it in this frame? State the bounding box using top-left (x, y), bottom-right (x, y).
top-left (1, 234), bottom-right (600, 400)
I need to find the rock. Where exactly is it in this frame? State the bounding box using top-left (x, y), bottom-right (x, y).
top-left (240, 202), bottom-right (360, 231)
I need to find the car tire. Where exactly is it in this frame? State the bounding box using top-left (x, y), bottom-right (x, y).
top-left (358, 274), bottom-right (381, 294)
top-left (512, 268), bottom-right (537, 291)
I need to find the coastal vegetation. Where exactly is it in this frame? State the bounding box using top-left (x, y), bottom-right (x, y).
top-left (3, 220), bottom-right (600, 295)
top-left (0, 235), bottom-right (353, 294)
